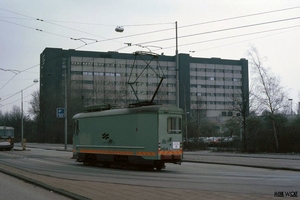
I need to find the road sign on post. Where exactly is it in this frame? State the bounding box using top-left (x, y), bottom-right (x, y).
top-left (56, 108), bottom-right (65, 118)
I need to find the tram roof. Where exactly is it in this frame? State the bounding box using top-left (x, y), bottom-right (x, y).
top-left (73, 105), bottom-right (183, 119)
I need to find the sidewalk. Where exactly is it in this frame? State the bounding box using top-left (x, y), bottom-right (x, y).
top-left (183, 150), bottom-right (300, 171)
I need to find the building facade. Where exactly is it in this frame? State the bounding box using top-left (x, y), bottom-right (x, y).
top-left (40, 48), bottom-right (248, 142)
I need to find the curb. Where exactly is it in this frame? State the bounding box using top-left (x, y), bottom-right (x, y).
top-left (0, 163), bottom-right (89, 200)
top-left (183, 160), bottom-right (300, 172)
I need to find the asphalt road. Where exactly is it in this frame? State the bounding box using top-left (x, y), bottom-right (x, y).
top-left (0, 144), bottom-right (299, 199)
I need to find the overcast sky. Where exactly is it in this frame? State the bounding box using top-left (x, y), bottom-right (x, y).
top-left (0, 0), bottom-right (299, 114)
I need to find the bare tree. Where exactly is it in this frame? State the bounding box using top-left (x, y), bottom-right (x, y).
top-left (28, 90), bottom-right (40, 120)
top-left (226, 92), bottom-right (249, 151)
top-left (248, 46), bottom-right (286, 151)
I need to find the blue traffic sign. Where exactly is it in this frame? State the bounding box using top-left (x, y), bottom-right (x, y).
top-left (56, 108), bottom-right (65, 118)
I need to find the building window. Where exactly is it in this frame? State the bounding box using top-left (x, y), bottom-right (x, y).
top-left (105, 72), bottom-right (115, 77)
top-left (215, 69), bottom-right (224, 73)
top-left (83, 71), bottom-right (93, 76)
top-left (94, 72), bottom-right (104, 76)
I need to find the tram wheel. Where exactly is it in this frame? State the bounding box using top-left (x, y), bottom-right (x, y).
top-left (84, 155), bottom-right (97, 166)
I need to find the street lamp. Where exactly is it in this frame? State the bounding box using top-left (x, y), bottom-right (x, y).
top-left (21, 89), bottom-right (24, 149)
top-left (175, 21), bottom-right (179, 108)
top-left (115, 26), bottom-right (124, 33)
top-left (288, 99), bottom-right (293, 115)
top-left (185, 112), bottom-right (189, 145)
top-left (63, 60), bottom-right (68, 150)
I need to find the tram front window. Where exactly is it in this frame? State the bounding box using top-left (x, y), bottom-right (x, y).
top-left (167, 117), bottom-right (182, 134)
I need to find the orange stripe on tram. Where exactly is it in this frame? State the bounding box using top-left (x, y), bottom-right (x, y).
top-left (78, 149), bottom-right (158, 157)
top-left (79, 149), bottom-right (134, 155)
top-left (136, 152), bottom-right (156, 156)
top-left (158, 150), bottom-right (182, 155)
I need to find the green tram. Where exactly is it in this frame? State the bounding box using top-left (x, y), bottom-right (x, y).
top-left (0, 126), bottom-right (14, 150)
top-left (72, 105), bottom-right (183, 170)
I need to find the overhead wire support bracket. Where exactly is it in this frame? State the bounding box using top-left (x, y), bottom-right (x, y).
top-left (0, 68), bottom-right (21, 74)
top-left (70, 38), bottom-right (99, 45)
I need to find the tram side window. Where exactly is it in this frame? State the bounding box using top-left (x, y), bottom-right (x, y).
top-left (167, 117), bottom-right (182, 134)
top-left (74, 120), bottom-right (80, 135)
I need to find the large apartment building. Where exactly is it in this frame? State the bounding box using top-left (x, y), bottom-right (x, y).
top-left (40, 48), bottom-right (248, 141)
